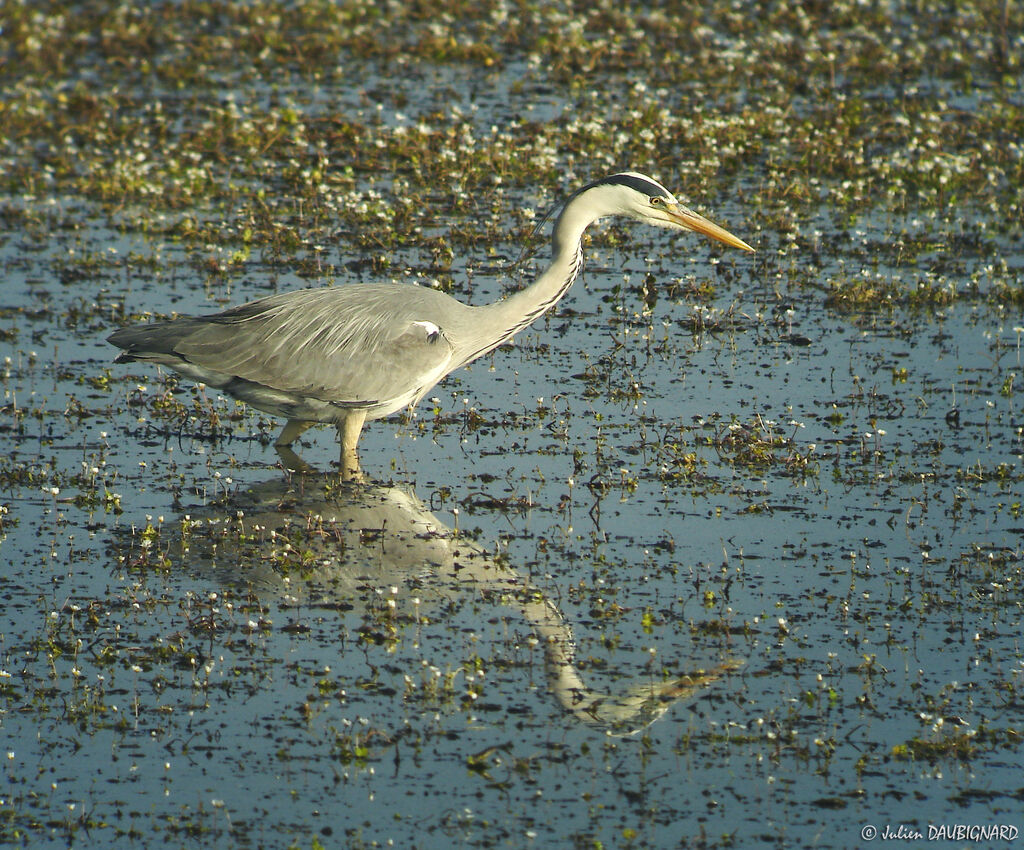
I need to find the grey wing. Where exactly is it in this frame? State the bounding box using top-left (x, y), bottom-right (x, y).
top-left (174, 287), bottom-right (457, 407)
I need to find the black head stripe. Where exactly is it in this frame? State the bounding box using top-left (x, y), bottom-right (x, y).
top-left (568, 172), bottom-right (671, 205)
top-left (602, 173), bottom-right (670, 198)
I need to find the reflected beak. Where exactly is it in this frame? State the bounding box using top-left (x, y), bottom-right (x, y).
top-left (669, 204), bottom-right (755, 252)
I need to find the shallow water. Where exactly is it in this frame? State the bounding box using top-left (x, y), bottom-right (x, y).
top-left (2, 3), bottom-right (1023, 848)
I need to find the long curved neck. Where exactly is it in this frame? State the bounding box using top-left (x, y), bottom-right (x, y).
top-left (457, 195), bottom-right (600, 364)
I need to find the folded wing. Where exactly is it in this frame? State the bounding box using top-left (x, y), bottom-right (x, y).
top-left (114, 285), bottom-right (458, 410)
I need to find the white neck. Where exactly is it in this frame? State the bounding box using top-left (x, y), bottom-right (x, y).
top-left (458, 192), bottom-right (607, 364)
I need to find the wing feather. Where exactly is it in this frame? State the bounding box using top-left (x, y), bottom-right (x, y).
top-left (174, 285), bottom-right (459, 407)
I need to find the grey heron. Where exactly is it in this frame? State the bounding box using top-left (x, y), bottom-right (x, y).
top-left (108, 172), bottom-right (754, 479)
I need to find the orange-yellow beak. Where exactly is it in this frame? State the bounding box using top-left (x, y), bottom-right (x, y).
top-left (668, 203), bottom-right (755, 252)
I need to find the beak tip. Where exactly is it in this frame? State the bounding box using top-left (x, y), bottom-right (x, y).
top-left (725, 235), bottom-right (756, 253)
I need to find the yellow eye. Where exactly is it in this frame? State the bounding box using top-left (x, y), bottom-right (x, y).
top-left (650, 196), bottom-right (663, 206)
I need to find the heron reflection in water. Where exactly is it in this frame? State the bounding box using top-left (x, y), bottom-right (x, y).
top-left (108, 173), bottom-right (753, 479)
top-left (160, 476), bottom-right (740, 735)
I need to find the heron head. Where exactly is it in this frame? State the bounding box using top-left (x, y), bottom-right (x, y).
top-left (599, 172), bottom-right (755, 253)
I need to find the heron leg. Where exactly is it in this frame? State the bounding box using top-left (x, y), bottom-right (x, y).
top-left (338, 410), bottom-right (367, 481)
top-left (274, 419), bottom-right (316, 473)
top-left (275, 418), bottom-right (313, 447)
